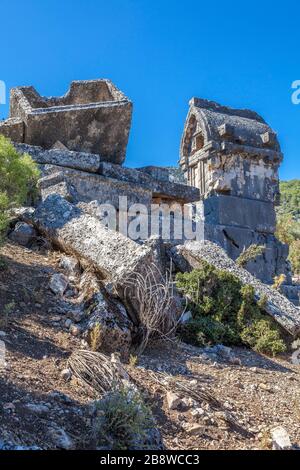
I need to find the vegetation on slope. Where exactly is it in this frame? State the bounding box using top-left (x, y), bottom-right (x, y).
top-left (276, 180), bottom-right (300, 275)
top-left (176, 261), bottom-right (286, 356)
top-left (278, 180), bottom-right (300, 220)
top-left (0, 135), bottom-right (39, 242)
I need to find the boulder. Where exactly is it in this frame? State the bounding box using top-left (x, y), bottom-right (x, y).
top-left (48, 425), bottom-right (74, 450)
top-left (186, 424), bottom-right (203, 436)
top-left (61, 368), bottom-right (72, 382)
top-left (9, 222), bottom-right (36, 246)
top-left (25, 403), bottom-right (50, 416)
top-left (59, 255), bottom-right (81, 275)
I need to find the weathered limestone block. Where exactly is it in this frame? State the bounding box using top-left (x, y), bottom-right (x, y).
top-left (9, 222), bottom-right (37, 246)
top-left (99, 161), bottom-right (200, 203)
top-left (203, 223), bottom-right (291, 284)
top-left (209, 155), bottom-right (279, 202)
top-left (137, 166), bottom-right (171, 182)
top-left (14, 143), bottom-right (199, 208)
top-left (41, 180), bottom-right (77, 202)
top-left (85, 296), bottom-right (133, 360)
top-left (33, 194), bottom-right (164, 323)
top-left (201, 194), bottom-right (276, 233)
top-left (39, 165), bottom-right (153, 208)
top-left (280, 285), bottom-right (300, 306)
top-left (37, 163), bottom-right (200, 226)
top-left (2, 79), bottom-right (132, 164)
top-left (169, 240), bottom-right (300, 336)
top-left (14, 143), bottom-right (102, 174)
top-left (0, 118), bottom-right (24, 141)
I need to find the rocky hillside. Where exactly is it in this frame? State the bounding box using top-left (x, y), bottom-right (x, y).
top-left (1, 237), bottom-right (300, 450)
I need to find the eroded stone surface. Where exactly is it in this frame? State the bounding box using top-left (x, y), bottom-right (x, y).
top-left (179, 98), bottom-right (291, 287)
top-left (33, 194), bottom-right (164, 323)
top-left (15, 143), bottom-right (102, 173)
top-left (1, 79), bottom-right (132, 164)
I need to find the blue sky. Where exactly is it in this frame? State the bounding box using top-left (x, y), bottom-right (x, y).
top-left (0, 0), bottom-right (299, 179)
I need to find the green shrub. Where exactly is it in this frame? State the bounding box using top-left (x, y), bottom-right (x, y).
top-left (92, 386), bottom-right (154, 450)
top-left (176, 261), bottom-right (286, 356)
top-left (240, 318), bottom-right (286, 356)
top-left (0, 135), bottom-right (39, 241)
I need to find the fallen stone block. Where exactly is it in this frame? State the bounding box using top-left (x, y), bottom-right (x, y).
top-left (85, 300), bottom-right (132, 360)
top-left (169, 240), bottom-right (300, 336)
top-left (33, 194), bottom-right (165, 324)
top-left (99, 161), bottom-right (200, 204)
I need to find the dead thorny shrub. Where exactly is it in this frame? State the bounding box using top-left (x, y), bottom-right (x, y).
top-left (124, 263), bottom-right (183, 354)
top-left (68, 349), bottom-right (127, 395)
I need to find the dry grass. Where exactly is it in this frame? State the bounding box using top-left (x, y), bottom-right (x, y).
top-left (89, 323), bottom-right (103, 351)
top-left (236, 244), bottom-right (265, 268)
top-left (273, 273), bottom-right (286, 290)
top-left (129, 354), bottom-right (139, 367)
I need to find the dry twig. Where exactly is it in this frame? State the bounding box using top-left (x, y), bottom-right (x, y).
top-left (124, 263), bottom-right (184, 354)
top-left (68, 350), bottom-right (126, 395)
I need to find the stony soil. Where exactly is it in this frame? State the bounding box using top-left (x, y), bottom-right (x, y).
top-left (0, 241), bottom-right (300, 450)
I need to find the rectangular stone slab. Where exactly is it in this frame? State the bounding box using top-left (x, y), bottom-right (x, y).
top-left (33, 194), bottom-right (163, 324)
top-left (99, 161), bottom-right (200, 203)
top-left (14, 143), bottom-right (102, 174)
top-left (201, 194), bottom-right (276, 234)
top-left (38, 164), bottom-right (153, 208)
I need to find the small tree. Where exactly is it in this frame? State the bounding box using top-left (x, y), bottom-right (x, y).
top-left (0, 135), bottom-right (39, 241)
top-left (276, 214), bottom-right (300, 275)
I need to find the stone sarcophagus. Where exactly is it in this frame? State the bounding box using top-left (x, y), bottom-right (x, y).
top-left (180, 98), bottom-right (291, 284)
top-left (0, 79), bottom-right (132, 164)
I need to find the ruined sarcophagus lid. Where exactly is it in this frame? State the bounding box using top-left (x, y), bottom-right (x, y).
top-left (180, 98), bottom-right (282, 203)
top-left (0, 79), bottom-right (132, 164)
